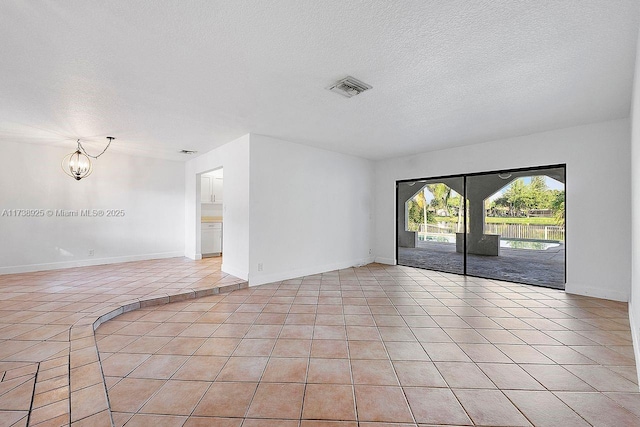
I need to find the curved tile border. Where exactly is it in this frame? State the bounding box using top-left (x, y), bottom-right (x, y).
top-left (61, 281), bottom-right (247, 427)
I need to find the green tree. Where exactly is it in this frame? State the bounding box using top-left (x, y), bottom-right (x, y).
top-left (497, 177), bottom-right (555, 217)
top-left (528, 176), bottom-right (553, 209)
top-left (504, 178), bottom-right (528, 216)
top-left (407, 199), bottom-right (422, 230)
top-left (407, 190), bottom-right (434, 231)
top-left (426, 184), bottom-right (451, 216)
top-left (551, 191), bottom-right (565, 226)
top-left (529, 176), bottom-right (547, 192)
top-left (492, 194), bottom-right (510, 216)
top-left (448, 193), bottom-right (462, 216)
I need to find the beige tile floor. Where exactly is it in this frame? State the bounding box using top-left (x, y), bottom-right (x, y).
top-left (0, 257), bottom-right (246, 426)
top-left (91, 263), bottom-right (640, 427)
top-left (0, 257), bottom-right (638, 426)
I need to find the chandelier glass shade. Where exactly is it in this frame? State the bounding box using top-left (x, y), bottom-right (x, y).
top-left (61, 137), bottom-right (114, 181)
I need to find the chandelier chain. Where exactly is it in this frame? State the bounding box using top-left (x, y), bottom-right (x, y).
top-left (77, 137), bottom-right (115, 159)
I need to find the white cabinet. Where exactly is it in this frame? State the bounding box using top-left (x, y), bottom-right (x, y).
top-left (211, 177), bottom-right (223, 203)
top-left (201, 176), bottom-right (212, 203)
top-left (201, 176), bottom-right (223, 204)
top-left (202, 222), bottom-right (222, 255)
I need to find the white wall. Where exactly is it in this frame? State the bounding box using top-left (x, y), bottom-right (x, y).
top-left (201, 204), bottom-right (223, 217)
top-left (375, 119), bottom-right (632, 302)
top-left (0, 141), bottom-right (185, 273)
top-left (248, 135), bottom-right (374, 286)
top-left (184, 134), bottom-right (250, 280)
top-left (629, 26), bottom-right (640, 386)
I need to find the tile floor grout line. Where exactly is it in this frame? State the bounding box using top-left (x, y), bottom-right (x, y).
top-left (389, 268), bottom-right (534, 425)
top-left (550, 389), bottom-right (639, 426)
top-left (24, 361), bottom-right (39, 427)
top-left (276, 279), bottom-right (311, 424)
top-left (290, 280), bottom-right (312, 425)
top-left (78, 272), bottom-right (243, 422)
top-left (341, 281), bottom-right (359, 427)
top-left (102, 282), bottom-right (246, 423)
top-left (66, 349), bottom-right (71, 427)
top-left (444, 280), bottom-right (573, 425)
top-left (373, 273), bottom-right (421, 426)
top-left (4, 259), bottom-right (637, 426)
top-left (91, 327), bottom-right (116, 427)
top-left (185, 286), bottom-right (276, 424)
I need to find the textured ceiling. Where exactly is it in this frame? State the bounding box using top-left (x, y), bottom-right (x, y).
top-left (1, 1), bottom-right (638, 160)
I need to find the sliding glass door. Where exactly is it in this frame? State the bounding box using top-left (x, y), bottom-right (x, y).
top-left (397, 165), bottom-right (566, 289)
top-left (465, 166), bottom-right (565, 288)
top-left (396, 177), bottom-right (465, 275)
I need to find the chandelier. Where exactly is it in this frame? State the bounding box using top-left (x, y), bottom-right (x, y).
top-left (61, 137), bottom-right (115, 181)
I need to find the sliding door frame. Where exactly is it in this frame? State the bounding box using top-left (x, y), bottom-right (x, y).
top-left (395, 163), bottom-right (567, 288)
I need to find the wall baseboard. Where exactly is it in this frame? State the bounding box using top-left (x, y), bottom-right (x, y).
top-left (249, 257), bottom-right (374, 287)
top-left (374, 257), bottom-right (396, 265)
top-left (629, 308), bottom-right (640, 390)
top-left (565, 284), bottom-right (629, 302)
top-left (221, 263), bottom-right (248, 281)
top-left (0, 251), bottom-right (185, 275)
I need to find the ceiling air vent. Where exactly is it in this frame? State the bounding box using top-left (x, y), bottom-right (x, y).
top-left (179, 150), bottom-right (198, 154)
top-left (327, 76), bottom-right (372, 98)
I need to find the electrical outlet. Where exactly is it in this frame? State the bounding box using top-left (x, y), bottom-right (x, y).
top-left (369, 249), bottom-right (372, 255)
top-left (88, 249), bottom-right (94, 256)
top-left (257, 263), bottom-right (263, 272)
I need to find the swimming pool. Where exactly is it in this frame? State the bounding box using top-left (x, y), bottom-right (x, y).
top-left (419, 234), bottom-right (455, 243)
top-left (418, 234), bottom-right (561, 250)
top-left (500, 239), bottom-right (560, 250)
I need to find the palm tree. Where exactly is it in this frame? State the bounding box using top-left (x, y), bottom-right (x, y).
top-left (414, 190), bottom-right (428, 232)
top-left (426, 184), bottom-right (451, 216)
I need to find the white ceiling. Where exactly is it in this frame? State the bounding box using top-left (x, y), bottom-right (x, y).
top-left (1, 1), bottom-right (638, 161)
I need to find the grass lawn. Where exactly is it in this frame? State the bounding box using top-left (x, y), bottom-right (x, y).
top-left (434, 216), bottom-right (559, 225)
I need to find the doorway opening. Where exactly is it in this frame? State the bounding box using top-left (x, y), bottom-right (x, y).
top-left (397, 165), bottom-right (566, 289)
top-left (200, 168), bottom-right (223, 258)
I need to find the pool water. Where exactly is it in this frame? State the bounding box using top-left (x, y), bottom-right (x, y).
top-left (420, 235), bottom-right (455, 243)
top-left (500, 240), bottom-right (560, 250)
top-left (418, 234), bottom-right (561, 250)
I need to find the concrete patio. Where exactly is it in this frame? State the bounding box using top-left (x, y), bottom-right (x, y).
top-left (398, 240), bottom-right (565, 289)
